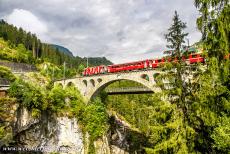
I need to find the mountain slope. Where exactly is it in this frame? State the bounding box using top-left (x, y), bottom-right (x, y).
top-left (85, 57), bottom-right (113, 66)
top-left (50, 44), bottom-right (73, 57)
top-left (0, 20), bottom-right (113, 67)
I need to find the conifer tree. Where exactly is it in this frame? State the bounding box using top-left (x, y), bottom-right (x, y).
top-left (194, 0), bottom-right (230, 152)
top-left (195, 0), bottom-right (229, 59)
top-left (145, 11), bottom-right (198, 153)
top-left (164, 11), bottom-right (189, 110)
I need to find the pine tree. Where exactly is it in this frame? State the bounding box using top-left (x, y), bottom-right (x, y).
top-left (165, 11), bottom-right (188, 57)
top-left (145, 11), bottom-right (198, 153)
top-left (164, 11), bottom-right (189, 109)
top-left (195, 0), bottom-right (229, 57)
top-left (194, 0), bottom-right (230, 152)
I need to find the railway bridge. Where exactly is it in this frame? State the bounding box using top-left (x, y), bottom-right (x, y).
top-left (54, 70), bottom-right (162, 102)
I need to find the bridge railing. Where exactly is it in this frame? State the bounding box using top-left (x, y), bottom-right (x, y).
top-left (105, 86), bottom-right (152, 93)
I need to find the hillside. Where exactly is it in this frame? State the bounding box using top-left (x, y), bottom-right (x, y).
top-left (50, 44), bottom-right (74, 57)
top-left (0, 20), bottom-right (112, 68)
top-left (0, 38), bottom-right (34, 63)
top-left (84, 57), bottom-right (113, 66)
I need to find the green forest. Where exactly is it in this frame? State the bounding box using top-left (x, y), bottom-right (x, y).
top-left (0, 20), bottom-right (112, 78)
top-left (0, 0), bottom-right (229, 153)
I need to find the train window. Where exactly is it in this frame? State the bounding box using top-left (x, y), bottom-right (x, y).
top-left (192, 54), bottom-right (197, 58)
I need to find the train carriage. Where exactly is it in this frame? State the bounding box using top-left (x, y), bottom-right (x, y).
top-left (82, 48), bottom-right (221, 76)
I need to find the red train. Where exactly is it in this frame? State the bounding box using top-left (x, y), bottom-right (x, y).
top-left (82, 49), bottom-right (229, 76)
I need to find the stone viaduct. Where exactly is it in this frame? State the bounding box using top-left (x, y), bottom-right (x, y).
top-left (54, 70), bottom-right (162, 102)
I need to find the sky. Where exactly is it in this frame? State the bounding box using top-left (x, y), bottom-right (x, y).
top-left (0, 0), bottom-right (201, 64)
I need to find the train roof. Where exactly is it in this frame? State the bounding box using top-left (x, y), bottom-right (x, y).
top-left (163, 47), bottom-right (201, 55)
top-left (108, 59), bottom-right (148, 67)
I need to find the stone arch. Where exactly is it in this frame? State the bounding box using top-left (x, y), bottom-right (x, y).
top-left (66, 82), bottom-right (75, 87)
top-left (153, 73), bottom-right (160, 83)
top-left (153, 73), bottom-right (160, 78)
top-left (90, 79), bottom-right (95, 87)
top-left (83, 80), bottom-right (87, 87)
top-left (140, 74), bottom-right (149, 81)
top-left (88, 78), bottom-right (157, 101)
top-left (56, 83), bottom-right (64, 88)
top-left (97, 78), bottom-right (102, 83)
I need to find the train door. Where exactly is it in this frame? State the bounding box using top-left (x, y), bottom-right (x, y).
top-left (161, 58), bottom-right (165, 64)
top-left (152, 59), bottom-right (158, 68)
top-left (90, 67), bottom-right (94, 75)
top-left (190, 54), bottom-right (197, 64)
top-left (102, 66), bottom-right (108, 73)
top-left (95, 66), bottom-right (99, 74)
top-left (84, 68), bottom-right (90, 76)
top-left (144, 60), bottom-right (149, 69)
top-left (167, 57), bottom-right (171, 62)
top-left (149, 60), bottom-right (153, 68)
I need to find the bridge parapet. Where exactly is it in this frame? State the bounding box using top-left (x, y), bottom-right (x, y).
top-left (105, 86), bottom-right (153, 94)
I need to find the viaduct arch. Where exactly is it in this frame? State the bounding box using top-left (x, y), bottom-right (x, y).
top-left (55, 70), bottom-right (162, 102)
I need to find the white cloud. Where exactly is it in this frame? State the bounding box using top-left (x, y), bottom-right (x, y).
top-left (0, 0), bottom-right (202, 64)
top-left (5, 9), bottom-right (48, 41)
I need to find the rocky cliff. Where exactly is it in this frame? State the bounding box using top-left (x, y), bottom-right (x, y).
top-left (14, 106), bottom-right (84, 154)
top-left (3, 105), bottom-right (144, 154)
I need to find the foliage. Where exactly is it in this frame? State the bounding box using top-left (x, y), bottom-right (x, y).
top-left (190, 57), bottom-right (230, 153)
top-left (0, 20), bottom-right (72, 65)
top-left (2, 2), bottom-right (229, 152)
top-left (0, 66), bottom-right (15, 81)
top-left (67, 86), bottom-right (85, 118)
top-left (0, 20), bottom-right (112, 72)
top-left (8, 79), bottom-right (47, 111)
top-left (48, 84), bottom-right (108, 150)
top-left (38, 62), bottom-right (78, 79)
top-left (104, 7), bottom-right (229, 153)
top-left (0, 38), bottom-right (34, 63)
top-left (48, 84), bottom-right (66, 112)
top-left (194, 0), bottom-right (230, 152)
top-left (165, 11), bottom-right (188, 56)
top-left (211, 116), bottom-right (230, 150)
top-left (47, 85), bottom-right (109, 150)
top-left (50, 44), bottom-right (73, 57)
top-left (140, 12), bottom-right (197, 153)
top-left (82, 97), bottom-right (108, 141)
top-left (8, 77), bottom-right (108, 149)
top-left (0, 98), bottom-right (17, 147)
top-left (84, 57), bottom-right (113, 66)
top-left (77, 64), bottom-right (85, 74)
top-left (195, 0), bottom-right (229, 58)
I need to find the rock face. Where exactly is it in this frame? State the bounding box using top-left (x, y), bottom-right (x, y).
top-left (14, 106), bottom-right (84, 154)
top-left (94, 135), bottom-right (128, 154)
top-left (93, 115), bottom-right (147, 154)
top-left (12, 107), bottom-right (143, 154)
top-left (55, 117), bottom-right (84, 153)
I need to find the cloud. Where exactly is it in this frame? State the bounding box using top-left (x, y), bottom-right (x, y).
top-left (4, 9), bottom-right (48, 41)
top-left (0, 0), bottom-right (201, 63)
